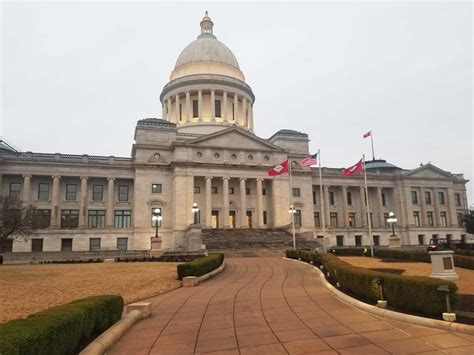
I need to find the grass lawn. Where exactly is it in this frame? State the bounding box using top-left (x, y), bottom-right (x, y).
top-left (0, 262), bottom-right (180, 323)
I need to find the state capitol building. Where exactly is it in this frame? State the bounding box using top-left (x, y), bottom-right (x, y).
top-left (0, 14), bottom-right (470, 256)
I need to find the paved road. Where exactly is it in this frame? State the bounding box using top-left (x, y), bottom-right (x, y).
top-left (110, 257), bottom-right (474, 354)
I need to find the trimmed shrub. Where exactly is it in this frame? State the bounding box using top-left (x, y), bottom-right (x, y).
top-left (455, 250), bottom-right (474, 257)
top-left (374, 249), bottom-right (430, 263)
top-left (285, 249), bottom-right (321, 265)
top-left (328, 248), bottom-right (367, 256)
top-left (0, 295), bottom-right (123, 355)
top-left (320, 253), bottom-right (458, 316)
top-left (177, 253), bottom-right (224, 280)
top-left (453, 255), bottom-right (474, 270)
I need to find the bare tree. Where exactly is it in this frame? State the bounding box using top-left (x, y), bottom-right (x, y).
top-left (0, 195), bottom-right (37, 253)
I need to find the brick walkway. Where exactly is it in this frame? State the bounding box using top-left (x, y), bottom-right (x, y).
top-left (109, 257), bottom-right (474, 354)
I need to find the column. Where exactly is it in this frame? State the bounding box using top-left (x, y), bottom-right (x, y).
top-left (223, 91), bottom-right (228, 123)
top-left (447, 188), bottom-right (458, 227)
top-left (211, 90), bottom-right (216, 121)
top-left (359, 186), bottom-right (367, 227)
top-left (420, 187), bottom-right (427, 226)
top-left (185, 91), bottom-right (190, 122)
top-left (167, 98), bottom-right (172, 123)
top-left (205, 177), bottom-right (212, 227)
top-left (248, 103), bottom-right (254, 131)
top-left (256, 178), bottom-right (264, 228)
top-left (79, 177), bottom-right (88, 228)
top-left (162, 103), bottom-right (167, 120)
top-left (22, 174), bottom-right (32, 203)
top-left (233, 94), bottom-right (238, 123)
top-left (222, 177), bottom-right (230, 228)
top-left (106, 177), bottom-right (115, 228)
top-left (240, 178), bottom-right (248, 227)
top-left (377, 187), bottom-right (384, 227)
top-left (341, 185), bottom-right (349, 227)
top-left (242, 97), bottom-right (247, 127)
top-left (198, 90), bottom-right (203, 121)
top-left (433, 189), bottom-right (441, 226)
top-left (50, 175), bottom-right (61, 227)
top-left (175, 94), bottom-right (180, 123)
top-left (323, 185), bottom-right (330, 227)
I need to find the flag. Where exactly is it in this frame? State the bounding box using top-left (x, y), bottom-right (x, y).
top-left (342, 159), bottom-right (364, 176)
top-left (300, 153), bottom-right (318, 167)
top-left (363, 130), bottom-right (372, 139)
top-left (268, 159), bottom-right (289, 176)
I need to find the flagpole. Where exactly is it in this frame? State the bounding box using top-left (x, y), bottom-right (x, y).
top-left (289, 158), bottom-right (296, 250)
top-left (363, 154), bottom-right (374, 257)
top-left (370, 132), bottom-right (375, 160)
top-left (318, 149), bottom-right (327, 252)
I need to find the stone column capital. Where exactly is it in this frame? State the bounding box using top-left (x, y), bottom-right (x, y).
top-left (239, 177), bottom-right (247, 182)
top-left (22, 174), bottom-right (32, 179)
top-left (80, 176), bottom-right (89, 181)
top-left (256, 178), bottom-right (264, 183)
top-left (222, 177), bottom-right (230, 181)
top-left (205, 176), bottom-right (213, 181)
top-left (52, 175), bottom-right (61, 180)
top-left (107, 177), bottom-right (115, 182)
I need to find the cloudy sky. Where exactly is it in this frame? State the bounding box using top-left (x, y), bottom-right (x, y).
top-left (2, 1), bottom-right (472, 201)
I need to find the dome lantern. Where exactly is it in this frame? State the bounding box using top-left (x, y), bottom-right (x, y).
top-left (199, 11), bottom-right (215, 38)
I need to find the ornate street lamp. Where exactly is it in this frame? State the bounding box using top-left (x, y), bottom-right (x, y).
top-left (387, 211), bottom-right (397, 236)
top-left (191, 202), bottom-right (200, 224)
top-left (289, 204), bottom-right (297, 250)
top-left (152, 208), bottom-right (162, 238)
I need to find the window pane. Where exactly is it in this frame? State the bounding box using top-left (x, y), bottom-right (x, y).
top-left (88, 210), bottom-right (106, 228)
top-left (9, 182), bottom-right (21, 198)
top-left (38, 183), bottom-right (50, 201)
top-left (152, 184), bottom-right (162, 193)
top-left (192, 100), bottom-right (198, 117)
top-left (61, 238), bottom-right (73, 251)
top-left (118, 185), bottom-right (129, 201)
top-left (31, 239), bottom-right (43, 252)
top-left (61, 210), bottom-right (79, 229)
top-left (117, 238), bottom-right (128, 251)
top-left (66, 184), bottom-right (77, 200)
top-left (114, 210), bottom-right (131, 228)
top-left (215, 100), bottom-right (222, 117)
top-left (89, 238), bottom-right (101, 251)
top-left (33, 209), bottom-right (51, 229)
top-left (93, 185), bottom-right (103, 201)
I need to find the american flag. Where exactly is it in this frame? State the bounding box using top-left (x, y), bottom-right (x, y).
top-left (300, 153), bottom-right (318, 167)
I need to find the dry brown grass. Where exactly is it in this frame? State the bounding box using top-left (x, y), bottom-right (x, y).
top-left (0, 262), bottom-right (180, 323)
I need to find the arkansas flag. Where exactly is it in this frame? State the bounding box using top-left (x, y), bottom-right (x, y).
top-left (363, 130), bottom-right (372, 139)
top-left (268, 160), bottom-right (289, 176)
top-left (342, 159), bottom-right (364, 176)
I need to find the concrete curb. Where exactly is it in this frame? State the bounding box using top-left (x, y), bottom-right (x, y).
top-left (283, 257), bottom-right (474, 336)
top-left (183, 260), bottom-right (226, 287)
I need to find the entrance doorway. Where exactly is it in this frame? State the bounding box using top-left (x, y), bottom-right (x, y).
top-left (246, 211), bottom-right (252, 228)
top-left (229, 211), bottom-right (236, 228)
top-left (211, 210), bottom-right (219, 229)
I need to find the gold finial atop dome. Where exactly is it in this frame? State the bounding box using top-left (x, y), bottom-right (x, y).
top-left (200, 11), bottom-right (214, 37)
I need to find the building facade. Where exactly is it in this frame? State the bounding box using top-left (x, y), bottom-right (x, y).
top-left (0, 14), bottom-right (470, 254)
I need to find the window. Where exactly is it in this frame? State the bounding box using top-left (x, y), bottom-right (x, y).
top-left (292, 188), bottom-right (300, 197)
top-left (347, 191), bottom-right (352, 206)
top-left (246, 188), bottom-right (250, 195)
top-left (211, 187), bottom-right (218, 194)
top-left (31, 239), bottom-right (43, 252)
top-left (294, 209), bottom-right (302, 227)
top-left (33, 209), bottom-right (51, 229)
top-left (425, 191), bottom-right (432, 205)
top-left (432, 234), bottom-right (439, 243)
top-left (262, 188), bottom-right (266, 196)
top-left (369, 213), bottom-right (373, 228)
top-left (373, 235), bottom-right (380, 246)
top-left (215, 100), bottom-right (222, 117)
top-left (457, 213), bottom-right (463, 227)
top-left (61, 238), bottom-right (73, 251)
top-left (66, 184), bottom-right (77, 201)
top-left (427, 212), bottom-right (434, 226)
top-left (438, 191), bottom-right (445, 205)
top-left (348, 213), bottom-right (356, 228)
top-left (93, 185), bottom-right (104, 201)
top-left (229, 187), bottom-right (234, 194)
top-left (194, 186), bottom-right (200, 193)
top-left (413, 212), bottom-right (420, 227)
top-left (152, 184), bottom-right (162, 193)
top-left (118, 185), bottom-right (129, 201)
top-left (355, 235), bottom-right (362, 247)
top-left (263, 211), bottom-right (268, 225)
top-left (192, 100), bottom-right (198, 117)
top-left (151, 208), bottom-right (162, 227)
top-left (61, 210), bottom-right (79, 229)
top-left (113, 210), bottom-right (130, 228)
top-left (446, 234), bottom-right (452, 244)
top-left (88, 210), bottom-right (106, 229)
top-left (418, 235), bottom-right (425, 245)
top-left (89, 238), bottom-right (101, 251)
top-left (312, 190), bottom-right (317, 205)
top-left (232, 103), bottom-right (235, 120)
top-left (440, 212), bottom-right (447, 227)
top-left (314, 212), bottom-right (320, 228)
top-left (117, 238), bottom-right (128, 251)
top-left (411, 191), bottom-right (418, 204)
top-left (336, 235), bottom-right (344, 247)
top-left (381, 193), bottom-right (386, 206)
top-left (38, 183), bottom-right (50, 201)
top-left (454, 193), bottom-right (461, 206)
top-left (330, 212), bottom-right (338, 227)
top-left (329, 191), bottom-right (335, 205)
top-left (179, 103), bottom-right (182, 121)
top-left (384, 212), bottom-right (389, 227)
top-left (9, 182), bottom-right (21, 199)
top-left (3, 239), bottom-right (13, 252)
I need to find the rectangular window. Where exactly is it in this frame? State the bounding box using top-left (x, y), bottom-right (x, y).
top-left (454, 193), bottom-right (461, 206)
top-left (114, 210), bottom-right (132, 228)
top-left (292, 188), bottom-right (300, 197)
top-left (179, 103), bottom-right (182, 121)
top-left (314, 212), bottom-right (320, 228)
top-left (440, 212), bottom-right (447, 227)
top-left (215, 100), bottom-right (222, 117)
top-left (294, 209), bottom-right (302, 227)
top-left (418, 235), bottom-right (425, 245)
top-left (151, 208), bottom-right (162, 227)
top-left (33, 209), bottom-right (51, 229)
top-left (31, 239), bottom-right (43, 252)
top-left (373, 235), bottom-right (380, 246)
top-left (152, 184), bottom-right (162, 194)
top-left (60, 209), bottom-right (79, 229)
top-left (413, 211), bottom-right (420, 227)
top-left (425, 191), bottom-right (432, 205)
top-left (38, 183), bottom-right (50, 201)
top-left (347, 191), bottom-right (352, 206)
top-left (263, 211), bottom-right (268, 225)
top-left (355, 235), bottom-right (362, 247)
top-left (232, 103), bottom-right (235, 120)
top-left (330, 212), bottom-right (338, 227)
top-left (246, 188), bottom-right (251, 195)
top-left (92, 185), bottom-right (104, 201)
top-left (211, 187), bottom-right (218, 194)
top-left (381, 193), bottom-right (386, 206)
top-left (89, 238), bottom-right (101, 251)
top-left (348, 213), bottom-right (356, 228)
top-left (194, 186), bottom-right (200, 193)
top-left (336, 235), bottom-right (344, 247)
top-left (3, 239), bottom-right (13, 252)
top-left (384, 212), bottom-right (389, 227)
top-left (411, 191), bottom-right (418, 204)
top-left (66, 184), bottom-right (77, 201)
top-left (9, 182), bottom-right (21, 199)
top-left (61, 238), bottom-right (73, 251)
top-left (438, 191), bottom-right (445, 205)
top-left (312, 190), bottom-right (317, 205)
top-left (457, 213), bottom-right (463, 227)
top-left (117, 238), bottom-right (128, 251)
top-left (329, 191), bottom-right (335, 205)
top-left (118, 185), bottom-right (129, 201)
top-left (192, 100), bottom-right (198, 117)
top-left (369, 212), bottom-right (373, 228)
top-left (229, 187), bottom-right (234, 194)
top-left (88, 210), bottom-right (106, 229)
top-left (427, 212), bottom-right (434, 226)
top-left (262, 188), bottom-right (266, 196)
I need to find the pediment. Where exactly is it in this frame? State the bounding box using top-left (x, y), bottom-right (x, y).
top-left (405, 164), bottom-right (454, 179)
top-left (187, 127), bottom-right (282, 151)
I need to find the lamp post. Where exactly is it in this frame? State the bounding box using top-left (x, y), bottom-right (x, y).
top-left (152, 208), bottom-right (162, 238)
top-left (387, 211), bottom-right (397, 236)
top-left (289, 204), bottom-right (297, 250)
top-left (191, 202), bottom-right (200, 224)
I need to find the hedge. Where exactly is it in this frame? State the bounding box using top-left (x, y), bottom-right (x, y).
top-left (327, 248), bottom-right (367, 256)
top-left (374, 249), bottom-right (430, 263)
top-left (0, 295), bottom-right (123, 355)
top-left (455, 250), bottom-right (474, 257)
top-left (286, 249), bottom-right (320, 264)
top-left (177, 253), bottom-right (224, 280)
top-left (452, 255), bottom-right (474, 270)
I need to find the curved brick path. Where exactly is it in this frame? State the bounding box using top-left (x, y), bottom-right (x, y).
top-left (109, 257), bottom-right (474, 354)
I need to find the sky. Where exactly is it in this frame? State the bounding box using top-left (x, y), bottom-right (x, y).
top-left (1, 1), bottom-right (473, 202)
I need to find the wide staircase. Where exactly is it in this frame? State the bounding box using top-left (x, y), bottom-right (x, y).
top-left (201, 228), bottom-right (322, 257)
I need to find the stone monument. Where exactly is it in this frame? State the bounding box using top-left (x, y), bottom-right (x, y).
top-left (428, 250), bottom-right (459, 281)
